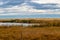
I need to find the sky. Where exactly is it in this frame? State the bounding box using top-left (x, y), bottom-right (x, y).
top-left (0, 0), bottom-right (60, 18)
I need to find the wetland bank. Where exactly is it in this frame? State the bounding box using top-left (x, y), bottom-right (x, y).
top-left (0, 18), bottom-right (60, 40)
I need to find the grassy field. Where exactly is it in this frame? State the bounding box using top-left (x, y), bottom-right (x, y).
top-left (0, 18), bottom-right (60, 23)
top-left (0, 26), bottom-right (60, 40)
top-left (0, 18), bottom-right (60, 40)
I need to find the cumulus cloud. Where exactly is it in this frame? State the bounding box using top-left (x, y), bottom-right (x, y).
top-left (0, 2), bottom-right (4, 5)
top-left (0, 0), bottom-right (60, 16)
top-left (31, 0), bottom-right (60, 4)
top-left (0, 3), bottom-right (49, 15)
top-left (0, 1), bottom-right (8, 6)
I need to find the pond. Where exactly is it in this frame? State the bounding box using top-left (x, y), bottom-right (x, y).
top-left (0, 23), bottom-right (40, 27)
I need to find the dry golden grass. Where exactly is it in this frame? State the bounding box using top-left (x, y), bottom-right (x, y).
top-left (0, 18), bottom-right (60, 40)
top-left (0, 18), bottom-right (60, 23)
top-left (0, 26), bottom-right (60, 40)
top-left (0, 27), bottom-right (22, 40)
top-left (22, 27), bottom-right (60, 40)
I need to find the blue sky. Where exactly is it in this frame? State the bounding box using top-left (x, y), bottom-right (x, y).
top-left (0, 0), bottom-right (60, 18)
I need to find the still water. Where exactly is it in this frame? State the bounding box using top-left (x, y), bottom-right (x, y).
top-left (0, 23), bottom-right (40, 26)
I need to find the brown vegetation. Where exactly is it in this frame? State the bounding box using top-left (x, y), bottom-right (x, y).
top-left (0, 18), bottom-right (60, 23)
top-left (0, 18), bottom-right (60, 27)
top-left (0, 26), bottom-right (60, 40)
top-left (0, 18), bottom-right (60, 40)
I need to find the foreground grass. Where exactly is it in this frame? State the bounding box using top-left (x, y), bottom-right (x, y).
top-left (0, 27), bottom-right (60, 40)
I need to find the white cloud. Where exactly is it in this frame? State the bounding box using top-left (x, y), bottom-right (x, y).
top-left (8, 3), bottom-right (46, 13)
top-left (46, 9), bottom-right (60, 14)
top-left (0, 3), bottom-right (47, 15)
top-left (31, 0), bottom-right (60, 4)
top-left (0, 1), bottom-right (8, 5)
top-left (0, 2), bottom-right (60, 16)
top-left (0, 2), bottom-right (4, 5)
